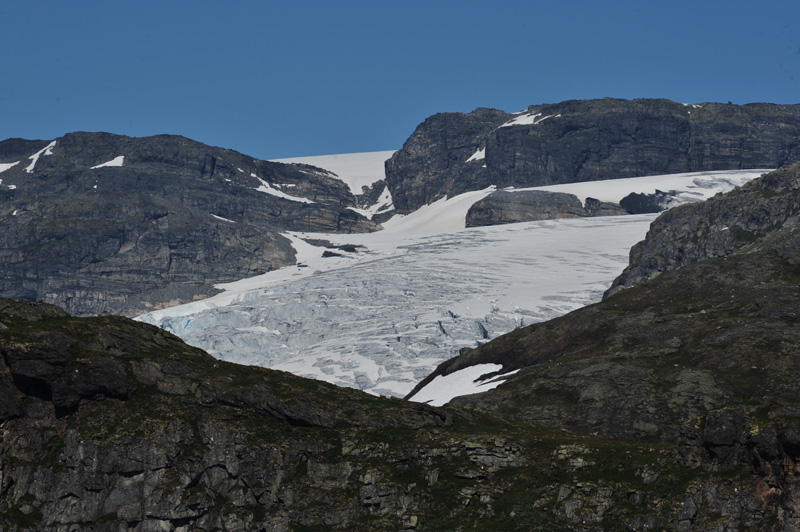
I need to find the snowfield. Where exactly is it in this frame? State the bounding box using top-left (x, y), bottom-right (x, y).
top-left (271, 151), bottom-right (397, 195)
top-left (137, 160), bottom-right (770, 401)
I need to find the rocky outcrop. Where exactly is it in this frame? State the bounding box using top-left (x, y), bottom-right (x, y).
top-left (606, 162), bottom-right (800, 296)
top-left (618, 189), bottom-right (675, 214)
top-left (384, 108), bottom-right (511, 213)
top-left (0, 133), bottom-right (380, 316)
top-left (3, 297), bottom-right (800, 531)
top-left (386, 99), bottom-right (800, 212)
top-left (465, 189), bottom-right (627, 227)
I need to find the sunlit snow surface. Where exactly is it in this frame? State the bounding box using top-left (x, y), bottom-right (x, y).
top-left (499, 112), bottom-right (561, 128)
top-left (271, 151), bottom-right (397, 195)
top-left (90, 156), bottom-right (124, 169)
top-left (409, 364), bottom-right (521, 406)
top-left (252, 173), bottom-right (315, 203)
top-left (138, 167), bottom-right (768, 399)
top-left (466, 148), bottom-right (485, 162)
top-left (531, 169), bottom-right (770, 205)
top-left (0, 161), bottom-right (20, 173)
top-left (24, 140), bottom-right (56, 173)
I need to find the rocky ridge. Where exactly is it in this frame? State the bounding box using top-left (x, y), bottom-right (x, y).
top-left (386, 98), bottom-right (800, 213)
top-left (3, 297), bottom-right (800, 531)
top-left (606, 162), bottom-right (800, 296)
top-left (0, 133), bottom-right (379, 316)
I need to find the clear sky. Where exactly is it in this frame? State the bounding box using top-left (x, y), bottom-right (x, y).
top-left (1, 0), bottom-right (798, 159)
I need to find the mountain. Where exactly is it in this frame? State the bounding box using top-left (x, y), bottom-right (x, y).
top-left (0, 133), bottom-right (379, 316)
top-left (407, 162), bottom-right (800, 441)
top-left (4, 297), bottom-right (800, 531)
top-left (385, 98), bottom-right (800, 213)
top-left (4, 102), bottom-right (800, 529)
top-left (138, 169), bottom-right (764, 398)
top-left (4, 98), bottom-right (797, 318)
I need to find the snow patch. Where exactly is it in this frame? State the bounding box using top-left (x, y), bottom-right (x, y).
top-left (252, 173), bottom-right (315, 203)
top-left (407, 364), bottom-right (519, 406)
top-left (211, 214), bottom-right (236, 223)
top-left (12, 209), bottom-right (18, 216)
top-left (90, 156), bottom-right (124, 169)
top-left (0, 176), bottom-right (15, 189)
top-left (0, 161), bottom-right (20, 173)
top-left (500, 112), bottom-right (560, 128)
top-left (24, 140), bottom-right (56, 173)
top-left (466, 148), bottom-right (485, 163)
top-left (348, 186), bottom-right (394, 219)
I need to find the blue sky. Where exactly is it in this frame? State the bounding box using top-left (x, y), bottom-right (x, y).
top-left (1, 0), bottom-right (798, 159)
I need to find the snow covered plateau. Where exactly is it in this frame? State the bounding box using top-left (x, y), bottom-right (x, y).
top-left (137, 156), bottom-right (770, 401)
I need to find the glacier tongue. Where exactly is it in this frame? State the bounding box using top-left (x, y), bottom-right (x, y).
top-left (139, 215), bottom-right (656, 397)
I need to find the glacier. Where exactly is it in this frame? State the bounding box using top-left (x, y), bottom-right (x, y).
top-left (138, 163), bottom-right (769, 399)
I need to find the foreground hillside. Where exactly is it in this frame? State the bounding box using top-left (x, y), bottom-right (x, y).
top-left (3, 297), bottom-right (800, 531)
top-left (0, 133), bottom-right (378, 316)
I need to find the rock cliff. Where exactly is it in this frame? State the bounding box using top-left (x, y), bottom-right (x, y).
top-left (606, 162), bottom-right (800, 296)
top-left (465, 190), bottom-right (626, 227)
top-left (0, 133), bottom-right (379, 316)
top-left (3, 297), bottom-right (800, 531)
top-left (386, 99), bottom-right (800, 213)
top-left (384, 108), bottom-right (511, 213)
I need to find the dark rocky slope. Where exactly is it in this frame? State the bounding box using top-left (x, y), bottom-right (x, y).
top-left (386, 98), bottom-right (800, 213)
top-left (411, 248), bottom-right (800, 441)
top-left (606, 163), bottom-right (800, 296)
top-left (3, 298), bottom-right (800, 531)
top-left (0, 133), bottom-right (379, 316)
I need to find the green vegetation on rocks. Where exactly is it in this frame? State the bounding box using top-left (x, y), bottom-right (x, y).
top-left (2, 296), bottom-right (798, 530)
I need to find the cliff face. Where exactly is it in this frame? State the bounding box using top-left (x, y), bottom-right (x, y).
top-left (0, 133), bottom-right (379, 316)
top-left (384, 108), bottom-right (511, 213)
top-left (386, 99), bottom-right (800, 213)
top-left (3, 297), bottom-right (800, 531)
